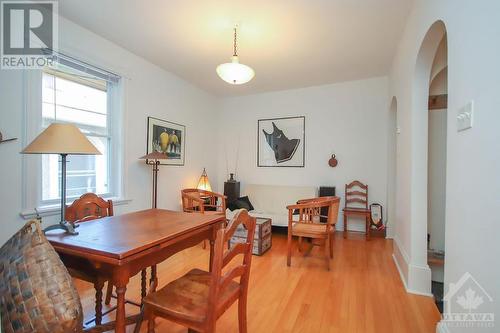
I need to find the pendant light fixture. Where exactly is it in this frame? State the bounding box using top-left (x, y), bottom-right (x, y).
top-left (216, 25), bottom-right (255, 85)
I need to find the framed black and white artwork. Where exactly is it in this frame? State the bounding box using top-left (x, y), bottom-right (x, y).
top-left (257, 116), bottom-right (305, 167)
top-left (146, 116), bottom-right (185, 165)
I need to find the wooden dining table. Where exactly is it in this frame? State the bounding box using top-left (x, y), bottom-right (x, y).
top-left (45, 208), bottom-right (225, 333)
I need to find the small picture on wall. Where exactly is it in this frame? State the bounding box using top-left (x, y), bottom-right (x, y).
top-left (147, 116), bottom-right (185, 165)
top-left (258, 116), bottom-right (305, 167)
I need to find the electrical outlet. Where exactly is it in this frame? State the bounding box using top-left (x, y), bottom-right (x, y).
top-left (457, 101), bottom-right (473, 132)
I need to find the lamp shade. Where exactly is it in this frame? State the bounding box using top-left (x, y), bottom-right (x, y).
top-left (197, 168), bottom-right (212, 192)
top-left (139, 152), bottom-right (169, 160)
top-left (21, 123), bottom-right (101, 155)
top-left (216, 56), bottom-right (255, 85)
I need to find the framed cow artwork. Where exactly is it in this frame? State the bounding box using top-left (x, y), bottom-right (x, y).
top-left (257, 116), bottom-right (305, 167)
top-left (146, 116), bottom-right (186, 165)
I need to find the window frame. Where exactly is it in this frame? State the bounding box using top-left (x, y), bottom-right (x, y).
top-left (21, 53), bottom-right (127, 218)
top-left (40, 70), bottom-right (113, 205)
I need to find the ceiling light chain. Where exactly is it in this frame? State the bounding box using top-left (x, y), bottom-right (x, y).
top-left (233, 26), bottom-right (238, 57)
top-left (216, 24), bottom-right (255, 85)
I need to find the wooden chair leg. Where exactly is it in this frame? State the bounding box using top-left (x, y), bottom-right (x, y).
top-left (94, 278), bottom-right (105, 325)
top-left (238, 295), bottom-right (248, 333)
top-left (343, 213), bottom-right (347, 239)
top-left (133, 305), bottom-right (144, 333)
top-left (366, 215), bottom-right (370, 240)
top-left (287, 231), bottom-right (292, 267)
top-left (329, 233), bottom-right (334, 258)
top-left (104, 281), bottom-right (113, 305)
top-left (147, 314), bottom-right (155, 333)
top-left (325, 240), bottom-right (330, 271)
top-left (298, 236), bottom-right (302, 252)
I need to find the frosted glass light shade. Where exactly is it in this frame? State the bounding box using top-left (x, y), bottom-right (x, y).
top-left (216, 56), bottom-right (255, 85)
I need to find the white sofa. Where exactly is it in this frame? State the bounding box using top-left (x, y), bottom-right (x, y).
top-left (225, 184), bottom-right (317, 227)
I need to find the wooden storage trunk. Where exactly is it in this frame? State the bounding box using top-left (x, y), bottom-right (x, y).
top-left (230, 217), bottom-right (272, 255)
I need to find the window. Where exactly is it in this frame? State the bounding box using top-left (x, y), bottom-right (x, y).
top-left (35, 54), bottom-right (121, 207)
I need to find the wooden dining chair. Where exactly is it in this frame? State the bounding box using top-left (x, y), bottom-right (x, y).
top-left (286, 196), bottom-right (340, 270)
top-left (64, 193), bottom-right (114, 325)
top-left (181, 188), bottom-right (227, 248)
top-left (65, 193), bottom-right (151, 326)
top-left (134, 209), bottom-right (256, 333)
top-left (343, 180), bottom-right (371, 240)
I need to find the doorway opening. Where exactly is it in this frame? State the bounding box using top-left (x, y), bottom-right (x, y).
top-left (427, 35), bottom-right (447, 313)
top-left (411, 20), bottom-right (447, 306)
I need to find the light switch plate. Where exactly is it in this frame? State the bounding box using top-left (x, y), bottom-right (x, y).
top-left (457, 101), bottom-right (473, 132)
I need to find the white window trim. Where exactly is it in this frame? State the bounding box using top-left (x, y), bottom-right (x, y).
top-left (20, 56), bottom-right (129, 219)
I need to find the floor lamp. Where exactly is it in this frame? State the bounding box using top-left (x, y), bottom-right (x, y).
top-left (22, 123), bottom-right (101, 235)
top-left (139, 152), bottom-right (168, 208)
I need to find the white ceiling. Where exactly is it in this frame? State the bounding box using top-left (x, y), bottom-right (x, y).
top-left (59, 0), bottom-right (413, 97)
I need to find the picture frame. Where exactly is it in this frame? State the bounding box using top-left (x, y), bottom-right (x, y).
top-left (257, 116), bottom-right (305, 167)
top-left (146, 116), bottom-right (186, 165)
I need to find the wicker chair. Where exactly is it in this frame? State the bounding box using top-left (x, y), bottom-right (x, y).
top-left (0, 219), bottom-right (83, 333)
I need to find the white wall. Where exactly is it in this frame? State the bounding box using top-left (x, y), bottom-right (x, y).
top-left (217, 77), bottom-right (389, 232)
top-left (389, 0), bottom-right (500, 329)
top-left (0, 16), bottom-right (220, 245)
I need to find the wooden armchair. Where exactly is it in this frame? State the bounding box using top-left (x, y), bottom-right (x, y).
top-left (286, 196), bottom-right (340, 270)
top-left (181, 188), bottom-right (227, 214)
top-left (134, 209), bottom-right (256, 333)
top-left (181, 189), bottom-right (227, 249)
top-left (342, 181), bottom-right (371, 240)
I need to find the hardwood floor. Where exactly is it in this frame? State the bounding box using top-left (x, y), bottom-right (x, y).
top-left (74, 232), bottom-right (441, 332)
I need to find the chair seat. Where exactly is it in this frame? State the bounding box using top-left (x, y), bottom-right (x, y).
top-left (142, 268), bottom-right (240, 323)
top-left (343, 207), bottom-right (370, 214)
top-left (292, 223), bottom-right (330, 237)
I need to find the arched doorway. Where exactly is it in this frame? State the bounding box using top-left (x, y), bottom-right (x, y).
top-left (409, 20), bottom-right (447, 297)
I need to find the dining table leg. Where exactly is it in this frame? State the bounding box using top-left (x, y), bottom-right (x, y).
top-left (113, 268), bottom-right (130, 333)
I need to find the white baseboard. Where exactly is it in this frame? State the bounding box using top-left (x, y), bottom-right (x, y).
top-left (392, 253), bottom-right (409, 289)
top-left (408, 262), bottom-right (433, 296)
top-left (392, 238), bottom-right (433, 297)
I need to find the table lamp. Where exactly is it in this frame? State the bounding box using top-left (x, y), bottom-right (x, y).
top-left (139, 152), bottom-right (168, 208)
top-left (197, 168), bottom-right (212, 192)
top-left (21, 123), bottom-right (101, 234)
